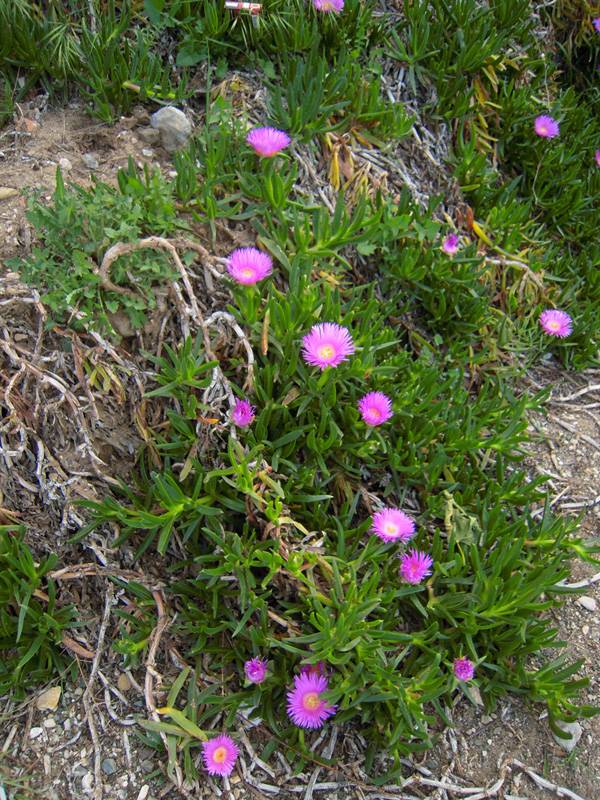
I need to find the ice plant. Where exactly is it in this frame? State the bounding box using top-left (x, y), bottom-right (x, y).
top-left (301, 323), bottom-right (355, 370)
top-left (539, 309), bottom-right (573, 338)
top-left (596, 150), bottom-right (600, 167)
top-left (231, 399), bottom-right (256, 427)
top-left (534, 115), bottom-right (559, 138)
top-left (399, 550), bottom-right (434, 584)
top-left (244, 657), bottom-right (268, 684)
top-left (286, 670), bottom-right (337, 729)
top-left (371, 508), bottom-right (415, 544)
top-left (358, 392), bottom-right (393, 426)
top-left (313, 0), bottom-right (344, 11)
top-left (441, 234), bottom-right (459, 255)
top-left (247, 127), bottom-right (291, 157)
top-left (202, 734), bottom-right (239, 777)
top-left (226, 248), bottom-right (273, 285)
top-left (454, 657), bottom-right (475, 681)
top-left (594, 18), bottom-right (600, 33)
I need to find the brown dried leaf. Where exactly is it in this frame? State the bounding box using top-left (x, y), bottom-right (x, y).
top-left (62, 632), bottom-right (96, 659)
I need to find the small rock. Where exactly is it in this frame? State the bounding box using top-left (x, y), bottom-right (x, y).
top-left (140, 759), bottom-right (155, 774)
top-left (583, 624), bottom-right (590, 635)
top-left (36, 686), bottom-right (61, 710)
top-left (551, 720), bottom-right (582, 753)
top-left (149, 107), bottom-right (192, 152)
top-left (72, 765), bottom-right (88, 777)
top-left (82, 772), bottom-right (94, 792)
top-left (64, 718), bottom-right (72, 732)
top-left (138, 128), bottom-right (161, 145)
top-left (43, 717), bottom-right (56, 728)
top-left (481, 715), bottom-right (492, 724)
top-left (133, 105), bottom-right (151, 125)
top-left (102, 757), bottom-right (118, 775)
top-left (30, 727), bottom-right (44, 739)
top-left (117, 673), bottom-right (132, 692)
top-left (58, 157), bottom-right (72, 171)
top-left (577, 596), bottom-right (597, 612)
top-left (82, 153), bottom-right (99, 169)
top-left (141, 148), bottom-right (153, 158)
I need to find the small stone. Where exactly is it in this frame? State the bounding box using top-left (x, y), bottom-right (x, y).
top-left (149, 107), bottom-right (192, 152)
top-left (138, 127), bottom-right (161, 145)
top-left (140, 759), bottom-right (155, 773)
top-left (102, 758), bottom-right (118, 775)
top-left (30, 727), bottom-right (44, 739)
top-left (82, 772), bottom-right (94, 792)
top-left (82, 153), bottom-right (99, 169)
top-left (36, 686), bottom-right (61, 710)
top-left (72, 765), bottom-right (88, 778)
top-left (133, 105), bottom-right (151, 126)
top-left (141, 148), bottom-right (153, 158)
top-left (481, 715), bottom-right (492, 724)
top-left (577, 596), bottom-right (597, 612)
top-left (43, 717), bottom-right (56, 728)
top-left (117, 673), bottom-right (132, 692)
top-left (64, 719), bottom-right (72, 732)
top-left (552, 720), bottom-right (582, 753)
top-left (58, 157), bottom-right (72, 171)
top-left (583, 624), bottom-right (590, 635)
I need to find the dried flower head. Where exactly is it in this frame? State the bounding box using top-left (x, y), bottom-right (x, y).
top-left (534, 115), bottom-right (559, 138)
top-left (441, 234), bottom-right (459, 255)
top-left (232, 399), bottom-right (256, 427)
top-left (226, 248), bottom-right (273, 285)
top-left (453, 657), bottom-right (475, 681)
top-left (247, 127), bottom-right (291, 157)
top-left (539, 309), bottom-right (573, 338)
top-left (399, 550), bottom-right (434, 584)
top-left (313, 0), bottom-right (344, 10)
top-left (202, 734), bottom-right (239, 777)
top-left (301, 323), bottom-right (355, 370)
top-left (358, 392), bottom-right (393, 426)
top-left (371, 508), bottom-right (415, 544)
top-left (244, 657), bottom-right (268, 684)
top-left (287, 670), bottom-right (337, 729)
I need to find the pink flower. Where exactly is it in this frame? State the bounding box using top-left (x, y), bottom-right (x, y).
top-left (202, 733), bottom-right (239, 777)
top-left (301, 323), bottom-right (355, 370)
top-left (226, 248), bottom-right (273, 285)
top-left (454, 657), bottom-right (475, 681)
top-left (534, 115), bottom-right (559, 138)
top-left (247, 127), bottom-right (291, 157)
top-left (399, 550), bottom-right (434, 584)
top-left (358, 392), bottom-right (393, 426)
top-left (244, 657), bottom-right (268, 684)
top-left (286, 670), bottom-right (337, 729)
top-left (441, 234), bottom-right (459, 255)
top-left (232, 399), bottom-right (256, 427)
top-left (313, 0), bottom-right (344, 10)
top-left (371, 508), bottom-right (415, 544)
top-left (596, 150), bottom-right (600, 167)
top-left (593, 18), bottom-right (600, 33)
top-left (539, 309), bottom-right (573, 338)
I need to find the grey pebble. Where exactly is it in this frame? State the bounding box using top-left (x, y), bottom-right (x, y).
top-left (58, 157), bottom-right (72, 171)
top-left (82, 153), bottom-right (99, 169)
top-left (551, 720), bottom-right (582, 752)
top-left (141, 148), bottom-right (153, 158)
top-left (138, 127), bottom-right (161, 145)
top-left (140, 759), bottom-right (155, 773)
top-left (149, 107), bottom-right (192, 152)
top-left (102, 757), bottom-right (118, 775)
top-left (577, 596), bottom-right (597, 612)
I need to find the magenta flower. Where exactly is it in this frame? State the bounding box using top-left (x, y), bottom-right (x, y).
top-left (441, 234), bottom-right (459, 255)
top-left (231, 399), bottom-right (256, 427)
top-left (539, 309), bottom-right (573, 338)
top-left (593, 18), bottom-right (600, 33)
top-left (358, 392), bottom-right (393, 426)
top-left (399, 550), bottom-right (434, 584)
top-left (202, 733), bottom-right (239, 777)
top-left (247, 127), bottom-right (291, 157)
top-left (313, 0), bottom-right (344, 10)
top-left (596, 150), bottom-right (600, 167)
top-left (244, 656), bottom-right (268, 684)
top-left (226, 247), bottom-right (273, 285)
top-left (301, 323), bottom-right (355, 370)
top-left (371, 508), bottom-right (415, 544)
top-left (534, 115), bottom-right (559, 138)
top-left (454, 657), bottom-right (475, 681)
top-left (286, 670), bottom-right (337, 729)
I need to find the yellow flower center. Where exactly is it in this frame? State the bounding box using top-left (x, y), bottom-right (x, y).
top-left (385, 523), bottom-right (398, 535)
top-left (539, 125), bottom-right (547, 133)
top-left (318, 345), bottom-right (335, 360)
top-left (369, 408), bottom-right (381, 420)
top-left (549, 321), bottom-right (560, 330)
top-left (241, 268), bottom-right (255, 280)
top-left (213, 746), bottom-right (228, 764)
top-left (303, 692), bottom-right (320, 710)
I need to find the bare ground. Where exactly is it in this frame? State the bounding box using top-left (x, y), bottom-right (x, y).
top-left (0, 107), bottom-right (599, 800)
